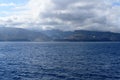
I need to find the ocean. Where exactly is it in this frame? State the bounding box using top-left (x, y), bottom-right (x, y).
top-left (0, 42), bottom-right (119, 80)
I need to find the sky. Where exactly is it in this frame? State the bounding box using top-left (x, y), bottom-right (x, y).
top-left (0, 0), bottom-right (120, 32)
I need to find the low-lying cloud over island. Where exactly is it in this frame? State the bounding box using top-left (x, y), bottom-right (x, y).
top-left (0, 0), bottom-right (120, 32)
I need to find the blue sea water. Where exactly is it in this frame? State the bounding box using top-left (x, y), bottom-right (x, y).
top-left (0, 42), bottom-right (119, 80)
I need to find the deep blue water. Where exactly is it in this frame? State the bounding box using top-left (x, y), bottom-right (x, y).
top-left (0, 42), bottom-right (120, 80)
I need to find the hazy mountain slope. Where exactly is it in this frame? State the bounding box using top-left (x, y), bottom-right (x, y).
top-left (0, 27), bottom-right (50, 41)
top-left (41, 29), bottom-right (73, 40)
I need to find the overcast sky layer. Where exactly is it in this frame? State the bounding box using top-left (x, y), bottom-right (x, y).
top-left (0, 0), bottom-right (120, 32)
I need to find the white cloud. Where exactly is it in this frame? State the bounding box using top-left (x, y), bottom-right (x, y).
top-left (0, 3), bottom-right (16, 7)
top-left (0, 0), bottom-right (120, 32)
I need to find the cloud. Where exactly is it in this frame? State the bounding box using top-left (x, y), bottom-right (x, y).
top-left (1, 0), bottom-right (120, 32)
top-left (38, 0), bottom-right (120, 32)
top-left (0, 3), bottom-right (16, 7)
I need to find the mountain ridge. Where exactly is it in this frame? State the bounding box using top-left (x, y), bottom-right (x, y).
top-left (0, 27), bottom-right (120, 42)
top-left (41, 29), bottom-right (120, 42)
